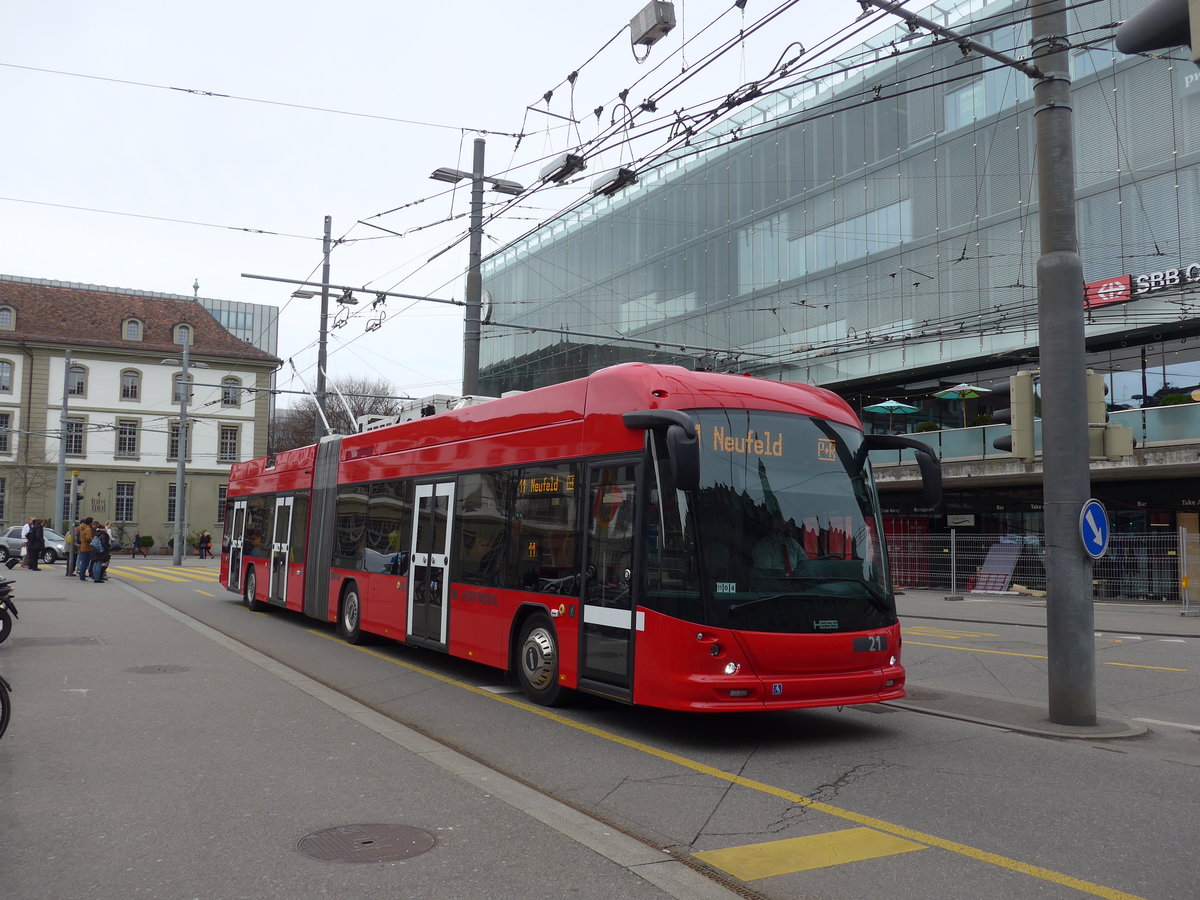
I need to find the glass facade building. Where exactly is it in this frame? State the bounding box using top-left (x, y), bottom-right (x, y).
top-left (479, 0), bottom-right (1200, 430)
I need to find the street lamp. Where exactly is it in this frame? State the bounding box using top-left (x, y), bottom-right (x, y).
top-left (161, 342), bottom-right (208, 567)
top-left (430, 138), bottom-right (525, 395)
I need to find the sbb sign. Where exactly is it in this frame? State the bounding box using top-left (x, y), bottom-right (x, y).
top-left (1134, 263), bottom-right (1200, 296)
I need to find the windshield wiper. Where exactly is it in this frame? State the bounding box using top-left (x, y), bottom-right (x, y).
top-left (728, 576), bottom-right (891, 614)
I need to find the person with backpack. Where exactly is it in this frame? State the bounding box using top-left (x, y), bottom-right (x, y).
top-left (77, 517), bottom-right (95, 581)
top-left (90, 522), bottom-right (112, 583)
top-left (25, 519), bottom-right (46, 571)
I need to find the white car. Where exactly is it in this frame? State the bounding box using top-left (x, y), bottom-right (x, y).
top-left (0, 525), bottom-right (70, 564)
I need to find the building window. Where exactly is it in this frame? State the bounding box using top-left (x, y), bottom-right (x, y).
top-left (217, 485), bottom-right (228, 524)
top-left (0, 307), bottom-right (13, 330)
top-left (0, 412), bottom-right (9, 452)
top-left (0, 360), bottom-right (10, 393)
top-left (68, 364), bottom-right (87, 397)
top-left (175, 323), bottom-right (192, 346)
top-left (168, 420), bottom-right (191, 461)
top-left (66, 417), bottom-right (85, 455)
top-left (115, 482), bottom-right (135, 522)
top-left (121, 369), bottom-right (141, 400)
top-left (123, 319), bottom-right (143, 341)
top-left (172, 374), bottom-right (193, 404)
top-left (167, 482), bottom-right (187, 523)
top-left (218, 424), bottom-right (239, 463)
top-left (221, 377), bottom-right (241, 407)
top-left (116, 419), bottom-right (139, 457)
top-left (945, 79), bottom-right (985, 132)
top-left (0, 477), bottom-right (5, 521)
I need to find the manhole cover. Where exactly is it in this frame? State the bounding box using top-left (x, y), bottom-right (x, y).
top-left (297, 824), bottom-right (437, 863)
top-left (126, 665), bottom-right (190, 674)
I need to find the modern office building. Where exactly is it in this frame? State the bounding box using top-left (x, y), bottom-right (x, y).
top-left (478, 0), bottom-right (1200, 541)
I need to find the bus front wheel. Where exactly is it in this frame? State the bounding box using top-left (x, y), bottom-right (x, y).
top-left (516, 614), bottom-right (562, 706)
top-left (339, 585), bottom-right (364, 644)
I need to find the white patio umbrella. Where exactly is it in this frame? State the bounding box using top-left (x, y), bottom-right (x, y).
top-left (933, 383), bottom-right (992, 427)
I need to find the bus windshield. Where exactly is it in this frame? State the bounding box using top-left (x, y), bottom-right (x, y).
top-left (688, 409), bottom-right (894, 634)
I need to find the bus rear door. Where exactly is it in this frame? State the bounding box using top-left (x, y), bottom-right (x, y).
top-left (580, 461), bottom-right (639, 697)
top-left (226, 500), bottom-right (247, 593)
top-left (408, 481), bottom-right (454, 647)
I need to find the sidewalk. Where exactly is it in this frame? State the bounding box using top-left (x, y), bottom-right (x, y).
top-left (0, 564), bottom-right (734, 900)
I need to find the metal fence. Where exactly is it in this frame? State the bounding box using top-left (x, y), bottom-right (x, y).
top-left (887, 531), bottom-right (1195, 608)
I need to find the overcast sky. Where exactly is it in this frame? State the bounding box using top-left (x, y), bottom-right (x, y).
top-left (2, 1), bottom-right (890, 403)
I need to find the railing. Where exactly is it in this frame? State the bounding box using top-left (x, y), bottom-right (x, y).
top-left (888, 531), bottom-right (1188, 605)
top-left (869, 403), bottom-right (1200, 463)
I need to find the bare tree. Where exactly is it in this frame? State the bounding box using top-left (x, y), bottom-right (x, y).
top-left (270, 376), bottom-right (410, 453)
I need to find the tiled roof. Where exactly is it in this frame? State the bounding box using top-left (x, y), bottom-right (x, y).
top-left (0, 276), bottom-right (280, 366)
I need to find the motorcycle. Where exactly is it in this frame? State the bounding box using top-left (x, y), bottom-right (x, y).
top-left (0, 671), bottom-right (10, 739)
top-left (0, 577), bottom-right (18, 645)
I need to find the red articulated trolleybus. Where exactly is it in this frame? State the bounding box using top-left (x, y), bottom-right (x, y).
top-left (220, 363), bottom-right (940, 712)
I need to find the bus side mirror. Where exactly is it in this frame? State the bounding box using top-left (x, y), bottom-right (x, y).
top-left (863, 433), bottom-right (942, 506)
top-left (624, 409), bottom-right (700, 492)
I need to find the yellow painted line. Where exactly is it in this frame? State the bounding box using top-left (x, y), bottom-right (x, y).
top-left (906, 626), bottom-right (1000, 640)
top-left (908, 641), bottom-right (1047, 660)
top-left (110, 570), bottom-right (156, 582)
top-left (1103, 662), bottom-right (1187, 673)
top-left (911, 641), bottom-right (1187, 673)
top-left (694, 828), bottom-right (925, 880)
top-left (307, 629), bottom-right (1145, 900)
top-left (194, 590), bottom-right (216, 597)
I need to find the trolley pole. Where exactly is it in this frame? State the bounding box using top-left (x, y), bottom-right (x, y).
top-left (1032, 0), bottom-right (1096, 726)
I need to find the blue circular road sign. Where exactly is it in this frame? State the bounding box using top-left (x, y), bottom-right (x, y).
top-left (1079, 498), bottom-right (1110, 559)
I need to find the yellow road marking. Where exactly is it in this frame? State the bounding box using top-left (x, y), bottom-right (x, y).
top-left (911, 642), bottom-right (1187, 672)
top-left (194, 590), bottom-right (215, 597)
top-left (908, 640), bottom-right (1046, 659)
top-left (1104, 662), bottom-right (1187, 672)
top-left (694, 828), bottom-right (925, 880)
top-left (308, 629), bottom-right (1145, 900)
top-left (906, 626), bottom-right (999, 639)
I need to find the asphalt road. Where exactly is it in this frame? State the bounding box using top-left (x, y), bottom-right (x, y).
top-left (7, 558), bottom-right (1198, 899)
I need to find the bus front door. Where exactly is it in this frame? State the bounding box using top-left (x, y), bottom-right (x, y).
top-left (269, 496), bottom-right (293, 606)
top-left (580, 462), bottom-right (639, 694)
top-left (408, 481), bottom-right (454, 647)
top-left (226, 500), bottom-right (247, 593)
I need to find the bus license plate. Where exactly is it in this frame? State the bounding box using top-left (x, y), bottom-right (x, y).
top-left (853, 635), bottom-right (887, 653)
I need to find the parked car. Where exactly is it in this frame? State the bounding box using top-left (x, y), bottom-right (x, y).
top-left (0, 525), bottom-right (70, 564)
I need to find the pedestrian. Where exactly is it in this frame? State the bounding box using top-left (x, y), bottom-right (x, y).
top-left (77, 517), bottom-right (95, 582)
top-left (129, 529), bottom-right (147, 559)
top-left (25, 518), bottom-right (46, 571)
top-left (19, 517), bottom-right (33, 568)
top-left (90, 522), bottom-right (112, 583)
top-left (198, 530), bottom-right (213, 559)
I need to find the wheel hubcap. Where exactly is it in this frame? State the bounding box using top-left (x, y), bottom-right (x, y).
top-left (344, 594), bottom-right (359, 631)
top-left (521, 627), bottom-right (555, 690)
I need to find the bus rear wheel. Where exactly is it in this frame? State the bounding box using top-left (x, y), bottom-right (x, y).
top-left (516, 614), bottom-right (562, 706)
top-left (338, 585), bottom-right (364, 644)
top-left (244, 568), bottom-right (265, 612)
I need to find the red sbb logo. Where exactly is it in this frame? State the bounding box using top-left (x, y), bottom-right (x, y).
top-left (1084, 275), bottom-right (1131, 309)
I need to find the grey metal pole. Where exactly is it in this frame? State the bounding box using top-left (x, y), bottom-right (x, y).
top-left (314, 215), bottom-right (332, 441)
top-left (463, 138), bottom-right (486, 397)
top-left (1032, 0), bottom-right (1096, 725)
top-left (54, 349), bottom-right (71, 532)
top-left (172, 336), bottom-right (190, 567)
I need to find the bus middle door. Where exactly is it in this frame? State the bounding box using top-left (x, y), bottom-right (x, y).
top-left (580, 461), bottom-right (639, 696)
top-left (407, 481), bottom-right (454, 647)
top-left (269, 496), bottom-right (293, 606)
top-left (226, 500), bottom-right (247, 593)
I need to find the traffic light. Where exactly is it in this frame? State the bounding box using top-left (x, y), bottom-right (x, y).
top-left (1116, 0), bottom-right (1200, 64)
top-left (1086, 370), bottom-right (1135, 460)
top-left (991, 371), bottom-right (1036, 462)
